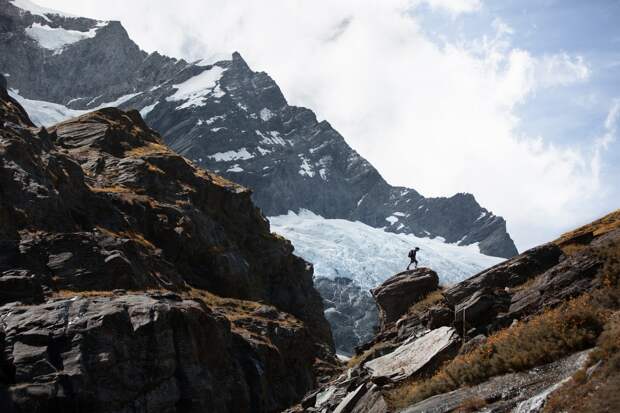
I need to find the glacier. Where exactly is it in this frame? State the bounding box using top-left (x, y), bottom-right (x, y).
top-left (270, 210), bottom-right (504, 354)
top-left (270, 210), bottom-right (503, 290)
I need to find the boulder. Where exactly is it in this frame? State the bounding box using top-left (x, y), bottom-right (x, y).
top-left (371, 268), bottom-right (439, 327)
top-left (350, 385), bottom-right (389, 413)
top-left (444, 243), bottom-right (562, 305)
top-left (364, 326), bottom-right (460, 383)
top-left (454, 289), bottom-right (511, 333)
top-left (424, 305), bottom-right (453, 330)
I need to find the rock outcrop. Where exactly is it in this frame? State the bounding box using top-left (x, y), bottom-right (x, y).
top-left (288, 210), bottom-right (620, 413)
top-left (0, 77), bottom-right (334, 412)
top-left (371, 268), bottom-right (439, 328)
top-left (364, 326), bottom-right (459, 383)
top-left (0, 0), bottom-right (518, 259)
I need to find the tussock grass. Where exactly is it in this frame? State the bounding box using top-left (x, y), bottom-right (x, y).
top-left (387, 294), bottom-right (607, 409)
top-left (406, 288), bottom-right (445, 317)
top-left (556, 209), bottom-right (620, 254)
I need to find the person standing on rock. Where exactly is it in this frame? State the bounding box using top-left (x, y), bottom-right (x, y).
top-left (407, 247), bottom-right (420, 270)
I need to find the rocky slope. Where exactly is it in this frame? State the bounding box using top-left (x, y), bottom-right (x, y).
top-left (0, 0), bottom-right (517, 259)
top-left (0, 74), bottom-right (335, 412)
top-left (289, 210), bottom-right (620, 412)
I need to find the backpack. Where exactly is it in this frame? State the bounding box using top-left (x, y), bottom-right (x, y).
top-left (408, 249), bottom-right (414, 258)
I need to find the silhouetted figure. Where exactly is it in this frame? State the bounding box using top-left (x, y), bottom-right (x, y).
top-left (407, 247), bottom-right (420, 270)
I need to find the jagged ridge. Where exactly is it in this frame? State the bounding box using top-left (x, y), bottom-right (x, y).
top-left (0, 0), bottom-right (517, 258)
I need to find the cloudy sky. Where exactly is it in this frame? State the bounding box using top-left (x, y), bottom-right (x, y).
top-left (38, 0), bottom-right (620, 250)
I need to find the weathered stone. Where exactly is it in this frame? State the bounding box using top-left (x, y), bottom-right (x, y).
top-left (454, 289), bottom-right (511, 332)
top-left (333, 384), bottom-right (368, 413)
top-left (424, 305), bottom-right (453, 330)
top-left (0, 295), bottom-right (321, 413)
top-left (371, 268), bottom-right (439, 327)
top-left (444, 243), bottom-right (562, 305)
top-left (364, 327), bottom-right (459, 383)
top-left (350, 385), bottom-right (389, 413)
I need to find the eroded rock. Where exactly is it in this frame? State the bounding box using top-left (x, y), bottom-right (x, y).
top-left (365, 326), bottom-right (459, 383)
top-left (371, 268), bottom-right (439, 327)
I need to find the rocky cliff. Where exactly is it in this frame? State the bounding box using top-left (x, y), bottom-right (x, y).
top-left (0, 0), bottom-right (517, 258)
top-left (289, 210), bottom-right (620, 412)
top-left (0, 74), bottom-right (335, 413)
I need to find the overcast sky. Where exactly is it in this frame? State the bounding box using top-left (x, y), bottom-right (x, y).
top-left (37, 0), bottom-right (620, 250)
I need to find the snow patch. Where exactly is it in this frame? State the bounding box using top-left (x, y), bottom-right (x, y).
top-left (259, 108), bottom-right (274, 121)
top-left (227, 164), bottom-right (244, 172)
top-left (357, 194), bottom-right (367, 207)
top-left (166, 67), bottom-right (226, 110)
top-left (393, 212), bottom-right (406, 217)
top-left (256, 146), bottom-right (272, 156)
top-left (139, 102), bottom-right (158, 118)
top-left (385, 216), bottom-right (399, 225)
top-left (10, 0), bottom-right (76, 21)
top-left (8, 89), bottom-right (85, 127)
top-left (25, 22), bottom-right (103, 53)
top-left (298, 155), bottom-right (315, 178)
top-left (208, 148), bottom-right (254, 162)
top-left (269, 210), bottom-right (503, 290)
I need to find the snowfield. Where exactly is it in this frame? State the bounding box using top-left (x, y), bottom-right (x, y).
top-left (167, 66), bottom-right (226, 110)
top-left (270, 210), bottom-right (503, 290)
top-left (25, 22), bottom-right (105, 53)
top-left (8, 89), bottom-right (86, 126)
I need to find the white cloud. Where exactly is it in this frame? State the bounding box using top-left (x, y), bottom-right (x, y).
top-left (416, 0), bottom-right (482, 15)
top-left (34, 0), bottom-right (616, 249)
top-left (535, 53), bottom-right (590, 88)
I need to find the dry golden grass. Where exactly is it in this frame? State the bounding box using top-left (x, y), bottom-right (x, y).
top-left (543, 242), bottom-right (620, 413)
top-left (125, 142), bottom-right (170, 157)
top-left (556, 209), bottom-right (620, 254)
top-left (544, 313), bottom-right (620, 413)
top-left (146, 162), bottom-right (165, 175)
top-left (387, 294), bottom-right (607, 410)
top-left (347, 341), bottom-right (393, 368)
top-left (89, 185), bottom-right (132, 193)
top-left (54, 290), bottom-right (117, 298)
top-left (406, 288), bottom-right (445, 317)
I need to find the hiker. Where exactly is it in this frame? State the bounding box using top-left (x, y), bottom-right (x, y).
top-left (407, 247), bottom-right (420, 270)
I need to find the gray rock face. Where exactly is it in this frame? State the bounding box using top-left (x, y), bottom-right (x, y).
top-left (0, 0), bottom-right (518, 259)
top-left (364, 327), bottom-right (459, 382)
top-left (371, 268), bottom-right (439, 327)
top-left (0, 294), bottom-right (319, 413)
top-left (315, 277), bottom-right (379, 355)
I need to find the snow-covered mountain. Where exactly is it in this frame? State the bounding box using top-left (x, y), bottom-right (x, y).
top-left (271, 210), bottom-right (503, 353)
top-left (0, 0), bottom-right (517, 258)
top-left (1, 0), bottom-right (515, 353)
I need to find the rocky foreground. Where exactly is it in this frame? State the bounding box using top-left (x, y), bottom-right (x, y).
top-left (0, 74), bottom-right (336, 412)
top-left (290, 210), bottom-right (620, 412)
